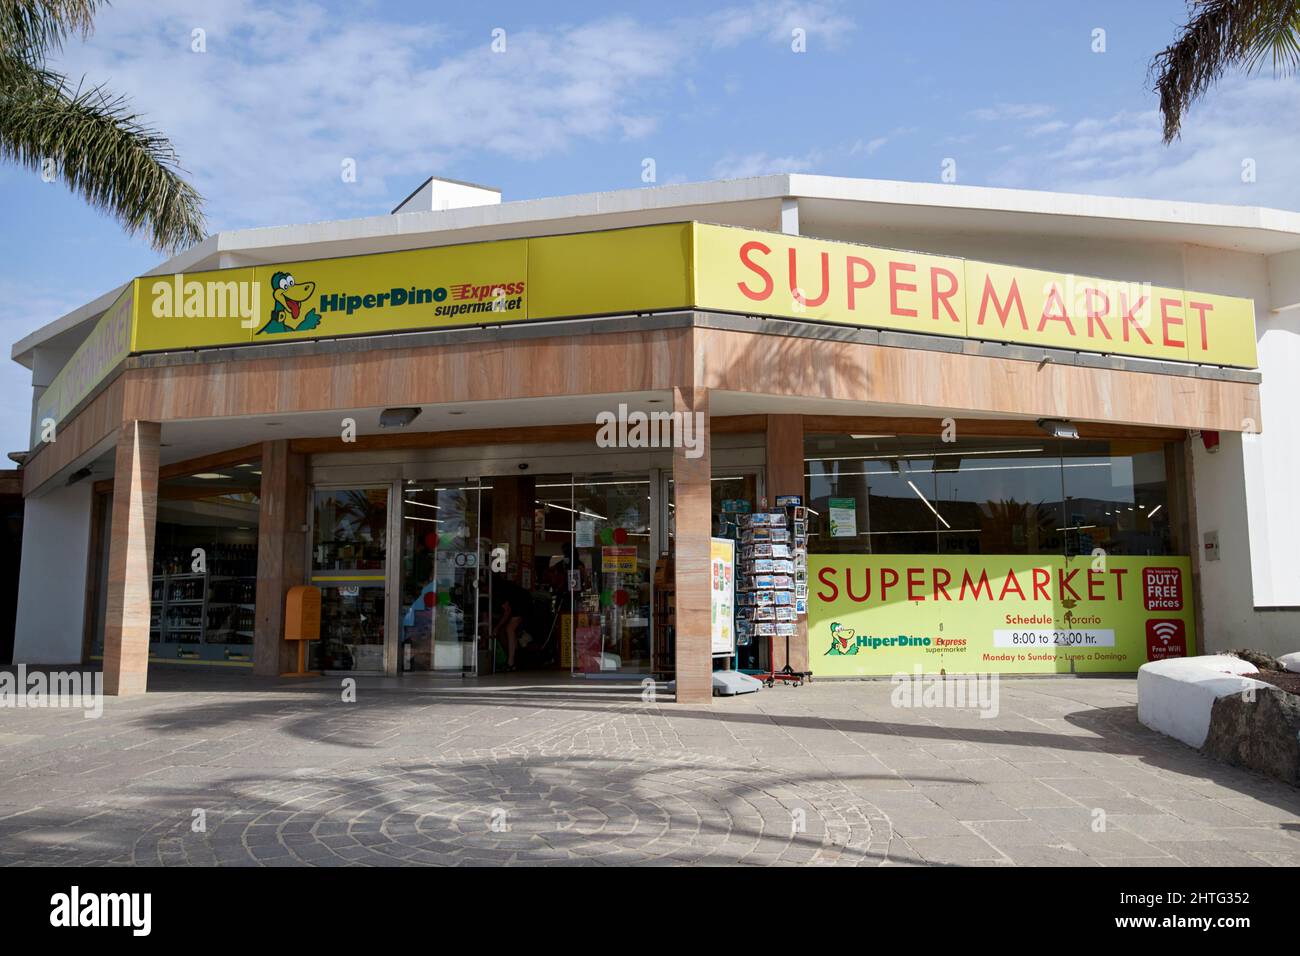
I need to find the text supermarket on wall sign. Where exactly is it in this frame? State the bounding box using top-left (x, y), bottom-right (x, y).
top-left (808, 554), bottom-right (1195, 676)
top-left (36, 222), bottom-right (1256, 427)
top-left (692, 223), bottom-right (1258, 368)
top-left (128, 222), bottom-right (1258, 366)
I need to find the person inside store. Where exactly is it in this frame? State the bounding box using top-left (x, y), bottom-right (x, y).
top-left (490, 573), bottom-right (534, 672)
top-left (542, 553), bottom-right (569, 592)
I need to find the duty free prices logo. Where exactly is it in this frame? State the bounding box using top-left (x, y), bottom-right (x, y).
top-left (1142, 565), bottom-right (1187, 661)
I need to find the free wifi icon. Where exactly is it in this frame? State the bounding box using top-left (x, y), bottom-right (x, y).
top-left (1151, 621), bottom-right (1180, 644)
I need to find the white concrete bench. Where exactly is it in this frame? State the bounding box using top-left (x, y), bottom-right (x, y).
top-left (1137, 655), bottom-right (1272, 749)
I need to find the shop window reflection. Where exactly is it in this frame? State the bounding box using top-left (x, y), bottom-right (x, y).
top-left (142, 460), bottom-right (262, 665)
top-left (1061, 440), bottom-right (1171, 556)
top-left (805, 434), bottom-right (1176, 558)
top-left (311, 488), bottom-right (388, 672)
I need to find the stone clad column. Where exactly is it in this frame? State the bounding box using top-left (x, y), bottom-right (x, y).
top-left (254, 440), bottom-right (308, 676)
top-left (672, 386), bottom-right (712, 704)
top-left (766, 414), bottom-right (809, 674)
top-left (102, 420), bottom-right (161, 696)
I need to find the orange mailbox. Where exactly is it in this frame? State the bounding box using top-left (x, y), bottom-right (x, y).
top-left (282, 585), bottom-right (322, 678)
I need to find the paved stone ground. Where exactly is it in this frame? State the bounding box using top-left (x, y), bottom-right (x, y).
top-left (1, 667), bottom-right (1298, 866)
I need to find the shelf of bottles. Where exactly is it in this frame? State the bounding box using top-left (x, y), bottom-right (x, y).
top-left (150, 544), bottom-right (258, 646)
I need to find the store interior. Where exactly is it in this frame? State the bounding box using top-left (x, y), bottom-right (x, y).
top-left (147, 462), bottom-right (262, 663)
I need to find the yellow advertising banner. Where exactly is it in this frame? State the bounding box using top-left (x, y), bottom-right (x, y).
top-left (693, 223), bottom-right (1258, 368)
top-left (963, 260), bottom-right (1192, 363)
top-left (135, 240), bottom-right (529, 350)
top-left (808, 554), bottom-right (1196, 675)
top-left (100, 220), bottom-right (1256, 413)
top-left (37, 282), bottom-right (135, 427)
top-left (528, 222), bottom-right (693, 319)
top-left (693, 223), bottom-right (969, 336)
top-left (133, 224), bottom-right (696, 354)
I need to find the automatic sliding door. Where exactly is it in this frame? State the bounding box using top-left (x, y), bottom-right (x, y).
top-left (312, 487), bottom-right (389, 672)
top-left (570, 475), bottom-right (652, 675)
top-left (399, 480), bottom-right (482, 674)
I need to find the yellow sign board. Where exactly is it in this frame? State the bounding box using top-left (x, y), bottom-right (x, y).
top-left (694, 223), bottom-right (1258, 368)
top-left (135, 240), bottom-right (530, 350)
top-left (47, 222), bottom-right (1254, 430)
top-left (132, 223), bottom-right (695, 355)
top-left (528, 222), bottom-right (693, 319)
top-left (809, 554), bottom-right (1196, 675)
top-left (37, 283), bottom-right (136, 427)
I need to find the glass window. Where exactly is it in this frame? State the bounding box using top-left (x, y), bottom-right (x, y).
top-left (805, 433), bottom-right (1177, 557)
top-left (933, 439), bottom-right (1065, 555)
top-left (805, 435), bottom-right (941, 554)
top-left (144, 460), bottom-right (262, 664)
top-left (1061, 440), bottom-right (1172, 556)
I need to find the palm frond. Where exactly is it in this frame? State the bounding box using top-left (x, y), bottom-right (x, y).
top-left (1151, 0), bottom-right (1300, 143)
top-left (0, 57), bottom-right (205, 252)
top-left (0, 0), bottom-right (102, 60)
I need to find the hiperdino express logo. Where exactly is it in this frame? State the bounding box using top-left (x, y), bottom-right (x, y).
top-left (254, 272), bottom-right (526, 336)
top-left (825, 622), bottom-right (931, 655)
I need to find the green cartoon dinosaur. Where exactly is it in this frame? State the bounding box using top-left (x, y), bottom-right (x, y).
top-left (826, 622), bottom-right (858, 655)
top-left (257, 271), bottom-right (322, 335)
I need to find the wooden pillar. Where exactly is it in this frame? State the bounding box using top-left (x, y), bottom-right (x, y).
top-left (766, 414), bottom-right (808, 673)
top-left (254, 440), bottom-right (308, 676)
top-left (102, 421), bottom-right (160, 696)
top-left (673, 386), bottom-right (712, 704)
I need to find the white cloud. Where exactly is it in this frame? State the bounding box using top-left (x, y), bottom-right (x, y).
top-left (983, 75), bottom-right (1300, 210)
top-left (703, 0), bottom-right (856, 50)
top-left (850, 126), bottom-right (916, 156)
top-left (46, 0), bottom-right (857, 230)
top-left (711, 150), bottom-right (821, 179)
top-left (969, 102), bottom-right (1056, 122)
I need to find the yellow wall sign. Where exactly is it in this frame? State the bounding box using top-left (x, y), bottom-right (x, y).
top-left (51, 221), bottom-right (1253, 429)
top-left (37, 282), bottom-right (136, 427)
top-left (693, 223), bottom-right (1258, 368)
top-left (133, 223), bottom-right (694, 354)
top-left (135, 240), bottom-right (531, 350)
top-left (808, 554), bottom-right (1196, 675)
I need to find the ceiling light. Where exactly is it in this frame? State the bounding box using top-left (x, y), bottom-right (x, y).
top-left (193, 473), bottom-right (227, 479)
top-left (380, 407), bottom-right (422, 428)
top-left (1036, 418), bottom-right (1079, 439)
top-left (907, 479), bottom-right (950, 529)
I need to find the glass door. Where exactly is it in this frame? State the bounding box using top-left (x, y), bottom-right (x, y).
top-left (569, 474), bottom-right (653, 675)
top-left (398, 479), bottom-right (483, 674)
top-left (311, 487), bottom-right (389, 672)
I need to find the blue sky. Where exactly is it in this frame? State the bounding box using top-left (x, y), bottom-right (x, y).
top-left (2, 0), bottom-right (1297, 454)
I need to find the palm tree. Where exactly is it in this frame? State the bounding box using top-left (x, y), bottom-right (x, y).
top-left (0, 1), bottom-right (204, 252)
top-left (1152, 0), bottom-right (1300, 143)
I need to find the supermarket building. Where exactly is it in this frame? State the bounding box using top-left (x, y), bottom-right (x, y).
top-left (9, 174), bottom-right (1298, 703)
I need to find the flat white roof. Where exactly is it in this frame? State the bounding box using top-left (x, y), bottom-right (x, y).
top-left (15, 173), bottom-right (1300, 366)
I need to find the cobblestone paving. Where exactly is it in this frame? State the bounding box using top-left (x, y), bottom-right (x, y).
top-left (1, 668), bottom-right (1298, 866)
